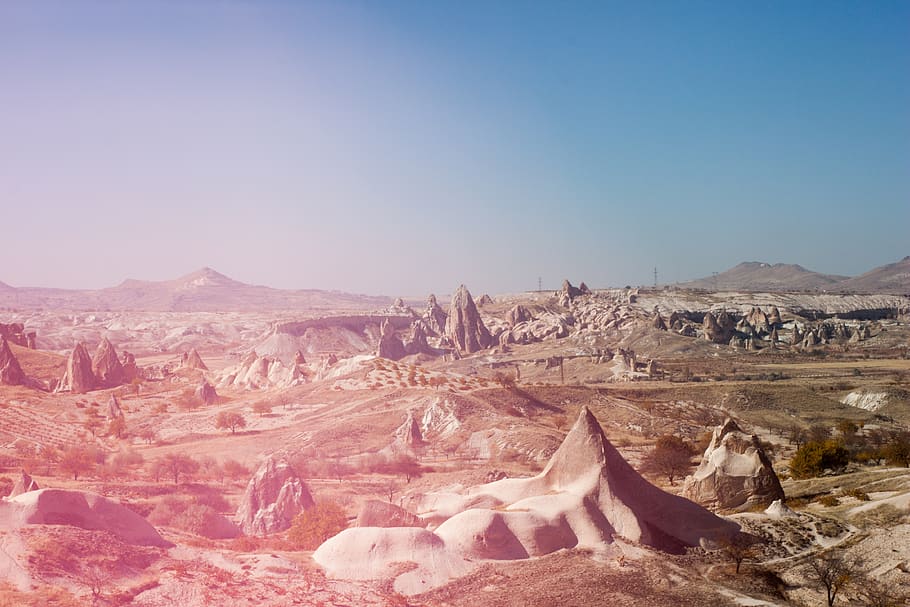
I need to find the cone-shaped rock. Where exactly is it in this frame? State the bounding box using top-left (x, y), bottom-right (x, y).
top-left (182, 348), bottom-right (208, 371)
top-left (92, 338), bottom-right (124, 388)
top-left (477, 294), bottom-right (494, 306)
top-left (0, 337), bottom-right (25, 386)
top-left (395, 410), bottom-right (423, 447)
top-left (195, 381), bottom-right (218, 405)
top-left (537, 407), bottom-right (739, 551)
top-left (682, 419), bottom-right (784, 511)
top-left (59, 342), bottom-right (95, 393)
top-left (444, 285), bottom-right (492, 354)
top-left (8, 470), bottom-right (39, 498)
top-left (236, 456), bottom-right (315, 535)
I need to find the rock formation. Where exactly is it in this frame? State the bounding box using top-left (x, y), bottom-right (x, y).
top-left (557, 280), bottom-right (584, 306)
top-left (315, 407), bottom-right (739, 595)
top-left (195, 381), bottom-right (218, 405)
top-left (58, 342), bottom-right (95, 393)
top-left (682, 419), bottom-right (784, 511)
top-left (767, 306), bottom-right (782, 327)
top-left (0, 323), bottom-right (31, 349)
top-left (578, 282), bottom-right (592, 295)
top-left (236, 457), bottom-right (315, 536)
top-left (668, 311), bottom-right (683, 331)
top-left (377, 318), bottom-right (407, 361)
top-left (355, 500), bottom-right (423, 528)
top-left (394, 410), bottom-right (423, 448)
top-left (477, 294), bottom-right (494, 306)
top-left (92, 338), bottom-right (125, 388)
top-left (745, 307), bottom-right (770, 335)
top-left (106, 394), bottom-right (124, 419)
top-left (652, 311), bottom-right (667, 331)
top-left (8, 470), bottom-right (39, 498)
top-left (4, 489), bottom-right (171, 547)
top-left (423, 294), bottom-right (448, 336)
top-left (0, 337), bottom-right (25, 386)
top-left (294, 349), bottom-right (307, 365)
top-left (444, 285), bottom-right (492, 354)
top-left (507, 305), bottom-right (533, 327)
top-left (405, 321), bottom-right (432, 356)
top-left (182, 348), bottom-right (208, 371)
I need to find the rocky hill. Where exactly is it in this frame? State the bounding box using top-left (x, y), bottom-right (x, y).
top-left (835, 256), bottom-right (910, 294)
top-left (0, 267), bottom-right (391, 312)
top-left (682, 262), bottom-right (848, 292)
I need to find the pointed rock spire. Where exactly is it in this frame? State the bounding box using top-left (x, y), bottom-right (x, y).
top-left (92, 338), bottom-right (124, 388)
top-left (0, 337), bottom-right (25, 386)
top-left (444, 285), bottom-right (492, 354)
top-left (58, 342), bottom-right (95, 393)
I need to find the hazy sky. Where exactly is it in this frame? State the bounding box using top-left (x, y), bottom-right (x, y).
top-left (2, 1), bottom-right (908, 296)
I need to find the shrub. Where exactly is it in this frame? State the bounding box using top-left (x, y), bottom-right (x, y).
top-left (789, 441), bottom-right (849, 479)
top-left (148, 496), bottom-right (226, 538)
top-left (816, 495), bottom-right (840, 507)
top-left (287, 501), bottom-right (348, 550)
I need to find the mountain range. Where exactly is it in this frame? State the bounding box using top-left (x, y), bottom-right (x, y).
top-left (681, 257), bottom-right (909, 294)
top-left (0, 267), bottom-right (391, 312)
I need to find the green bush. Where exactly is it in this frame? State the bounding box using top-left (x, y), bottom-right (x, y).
top-left (287, 501), bottom-right (348, 550)
top-left (789, 440), bottom-right (849, 479)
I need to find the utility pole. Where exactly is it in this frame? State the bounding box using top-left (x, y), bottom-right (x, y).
top-left (538, 276), bottom-right (542, 292)
top-left (653, 267), bottom-right (658, 288)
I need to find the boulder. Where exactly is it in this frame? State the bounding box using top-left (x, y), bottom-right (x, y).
top-left (58, 342), bottom-right (95, 393)
top-left (0, 337), bottom-right (25, 386)
top-left (236, 457), bottom-right (314, 536)
top-left (92, 338), bottom-right (125, 388)
top-left (444, 285), bottom-right (492, 354)
top-left (682, 419), bottom-right (784, 511)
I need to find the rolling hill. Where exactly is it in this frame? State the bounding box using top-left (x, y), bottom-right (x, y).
top-left (0, 267), bottom-right (392, 312)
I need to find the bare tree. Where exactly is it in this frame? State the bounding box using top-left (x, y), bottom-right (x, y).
top-left (720, 533), bottom-right (757, 574)
top-left (807, 551), bottom-right (860, 607)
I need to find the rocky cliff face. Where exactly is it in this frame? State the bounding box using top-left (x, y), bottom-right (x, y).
top-left (444, 285), bottom-right (492, 354)
top-left (236, 457), bottom-right (315, 536)
top-left (682, 419), bottom-right (784, 511)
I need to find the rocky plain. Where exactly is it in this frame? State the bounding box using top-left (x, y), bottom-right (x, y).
top-left (1, 261), bottom-right (909, 606)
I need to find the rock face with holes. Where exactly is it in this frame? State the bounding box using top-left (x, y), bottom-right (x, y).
top-left (236, 457), bottom-right (315, 536)
top-left (0, 337), bottom-right (25, 386)
top-left (682, 419), bottom-right (784, 511)
top-left (58, 342), bottom-right (96, 393)
top-left (444, 285), bottom-right (492, 354)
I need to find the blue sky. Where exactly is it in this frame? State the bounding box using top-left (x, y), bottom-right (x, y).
top-left (1, 1), bottom-right (907, 295)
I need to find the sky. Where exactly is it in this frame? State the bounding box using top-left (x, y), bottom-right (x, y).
top-left (1, 0), bottom-right (908, 296)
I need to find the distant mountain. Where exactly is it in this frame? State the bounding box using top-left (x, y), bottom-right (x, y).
top-left (681, 262), bottom-right (848, 292)
top-left (0, 267), bottom-right (392, 312)
top-left (835, 256), bottom-right (910, 294)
